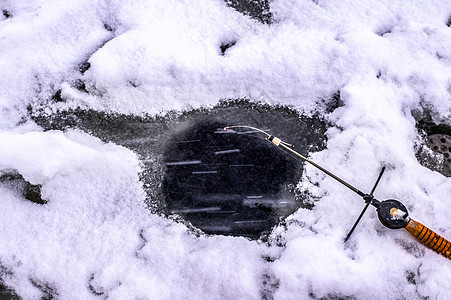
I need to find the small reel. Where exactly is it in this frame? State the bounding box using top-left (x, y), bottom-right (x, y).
top-left (377, 199), bottom-right (410, 229)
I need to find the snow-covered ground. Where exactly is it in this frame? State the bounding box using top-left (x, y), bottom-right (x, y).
top-left (1, 0), bottom-right (451, 299)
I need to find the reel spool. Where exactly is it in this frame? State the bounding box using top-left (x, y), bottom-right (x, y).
top-left (377, 199), bottom-right (410, 229)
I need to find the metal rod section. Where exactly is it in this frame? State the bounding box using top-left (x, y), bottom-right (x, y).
top-left (369, 166), bottom-right (385, 196)
top-left (277, 142), bottom-right (366, 197)
top-left (344, 201), bottom-right (372, 242)
top-left (344, 167), bottom-right (386, 241)
top-left (224, 126), bottom-right (365, 197)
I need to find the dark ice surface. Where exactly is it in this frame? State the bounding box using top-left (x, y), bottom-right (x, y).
top-left (32, 99), bottom-right (328, 239)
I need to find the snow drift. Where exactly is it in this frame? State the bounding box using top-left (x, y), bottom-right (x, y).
top-left (1, 0), bottom-right (450, 298)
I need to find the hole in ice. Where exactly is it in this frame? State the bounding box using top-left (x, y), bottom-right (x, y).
top-left (30, 99), bottom-right (328, 239)
top-left (163, 119), bottom-right (298, 238)
top-left (161, 101), bottom-right (327, 239)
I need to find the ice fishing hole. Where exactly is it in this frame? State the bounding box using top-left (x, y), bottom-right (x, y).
top-left (161, 101), bottom-right (327, 239)
top-left (30, 100), bottom-right (328, 239)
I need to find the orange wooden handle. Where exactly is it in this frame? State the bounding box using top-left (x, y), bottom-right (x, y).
top-left (405, 218), bottom-right (451, 260)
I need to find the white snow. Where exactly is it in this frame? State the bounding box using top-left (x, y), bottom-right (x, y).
top-left (1, 0), bottom-right (451, 299)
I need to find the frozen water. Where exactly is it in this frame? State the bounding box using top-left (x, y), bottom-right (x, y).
top-left (1, 0), bottom-right (451, 299)
top-left (161, 117), bottom-right (301, 239)
top-left (31, 101), bottom-right (328, 239)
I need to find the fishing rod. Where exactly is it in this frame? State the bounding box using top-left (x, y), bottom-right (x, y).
top-left (224, 125), bottom-right (451, 260)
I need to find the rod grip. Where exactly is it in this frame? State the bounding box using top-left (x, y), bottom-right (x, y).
top-left (405, 218), bottom-right (451, 260)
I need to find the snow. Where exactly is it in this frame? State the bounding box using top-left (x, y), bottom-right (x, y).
top-left (1, 0), bottom-right (451, 299)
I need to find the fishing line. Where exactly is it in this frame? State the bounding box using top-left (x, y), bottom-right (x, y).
top-left (224, 125), bottom-right (451, 260)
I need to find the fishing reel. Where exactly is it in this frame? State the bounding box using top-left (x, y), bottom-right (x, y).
top-left (335, 167), bottom-right (450, 260)
top-left (376, 199), bottom-right (410, 229)
top-left (349, 195), bottom-right (451, 259)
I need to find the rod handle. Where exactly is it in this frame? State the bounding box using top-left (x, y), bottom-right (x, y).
top-left (405, 218), bottom-right (451, 260)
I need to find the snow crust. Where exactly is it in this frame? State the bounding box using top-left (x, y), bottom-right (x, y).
top-left (1, 0), bottom-right (451, 298)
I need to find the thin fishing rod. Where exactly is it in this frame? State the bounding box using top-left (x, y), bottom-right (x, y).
top-left (225, 125), bottom-right (451, 260)
top-left (225, 126), bottom-right (366, 197)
